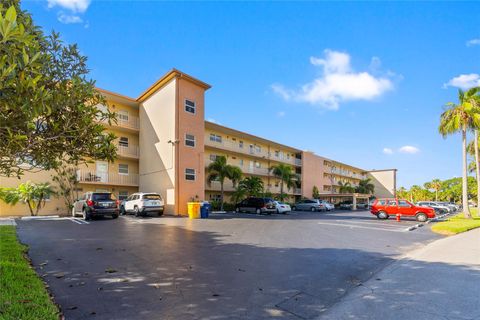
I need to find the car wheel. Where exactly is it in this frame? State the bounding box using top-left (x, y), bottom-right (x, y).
top-left (112, 213), bottom-right (119, 219)
top-left (311, 207), bottom-right (316, 212)
top-left (134, 206), bottom-right (140, 217)
top-left (416, 213), bottom-right (428, 222)
top-left (235, 207), bottom-right (240, 213)
top-left (292, 206), bottom-right (296, 211)
top-left (158, 210), bottom-right (164, 217)
top-left (120, 205), bottom-right (125, 215)
top-left (377, 211), bottom-right (388, 219)
top-left (276, 209), bottom-right (280, 214)
top-left (256, 208), bottom-right (261, 214)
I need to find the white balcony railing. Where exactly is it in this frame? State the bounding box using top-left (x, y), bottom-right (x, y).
top-left (77, 170), bottom-right (139, 186)
top-left (205, 139), bottom-right (269, 158)
top-left (205, 158), bottom-right (270, 176)
top-left (117, 144), bottom-right (139, 158)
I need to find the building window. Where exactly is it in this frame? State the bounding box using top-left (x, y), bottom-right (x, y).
top-left (239, 159), bottom-right (243, 166)
top-left (185, 168), bottom-right (196, 181)
top-left (209, 194), bottom-right (221, 202)
top-left (287, 153), bottom-right (290, 160)
top-left (255, 145), bottom-right (261, 153)
top-left (209, 154), bottom-right (218, 161)
top-left (185, 99), bottom-right (196, 114)
top-left (117, 110), bottom-right (129, 122)
top-left (255, 161), bottom-right (260, 168)
top-left (209, 134), bottom-right (222, 143)
top-left (275, 151), bottom-right (279, 158)
top-left (119, 137), bottom-right (129, 147)
top-left (118, 190), bottom-right (129, 200)
top-left (118, 164), bottom-right (129, 175)
top-left (185, 134), bottom-right (195, 147)
top-left (239, 141), bottom-right (244, 148)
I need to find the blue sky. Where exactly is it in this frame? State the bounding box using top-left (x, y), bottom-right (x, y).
top-left (23, 0), bottom-right (480, 188)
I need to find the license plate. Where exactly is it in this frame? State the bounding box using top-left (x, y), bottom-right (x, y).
top-left (99, 202), bottom-right (110, 207)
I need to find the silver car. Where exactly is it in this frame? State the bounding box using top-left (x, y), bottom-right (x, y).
top-left (417, 201), bottom-right (451, 214)
top-left (292, 199), bottom-right (326, 212)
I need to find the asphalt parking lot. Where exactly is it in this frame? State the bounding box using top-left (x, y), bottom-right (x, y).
top-left (16, 210), bottom-right (441, 320)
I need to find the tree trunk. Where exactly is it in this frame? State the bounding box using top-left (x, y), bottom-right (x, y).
top-left (435, 189), bottom-right (438, 202)
top-left (280, 181), bottom-right (284, 201)
top-left (462, 128), bottom-right (472, 218)
top-left (27, 201), bottom-right (35, 216)
top-left (475, 130), bottom-right (480, 216)
top-left (220, 182), bottom-right (224, 211)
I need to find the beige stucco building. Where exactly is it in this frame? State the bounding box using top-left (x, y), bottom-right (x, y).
top-left (0, 69), bottom-right (396, 217)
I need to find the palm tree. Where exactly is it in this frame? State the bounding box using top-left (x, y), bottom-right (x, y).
top-left (270, 164), bottom-right (296, 201)
top-left (238, 176), bottom-right (264, 198)
top-left (464, 87), bottom-right (480, 212)
top-left (0, 181), bottom-right (55, 216)
top-left (424, 179), bottom-right (442, 201)
top-left (396, 186), bottom-right (408, 199)
top-left (439, 89), bottom-right (480, 218)
top-left (356, 178), bottom-right (375, 194)
top-left (409, 185), bottom-right (423, 203)
top-left (206, 156), bottom-right (242, 211)
top-left (338, 181), bottom-right (354, 194)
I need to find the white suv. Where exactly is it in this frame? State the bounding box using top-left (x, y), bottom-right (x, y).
top-left (121, 193), bottom-right (164, 217)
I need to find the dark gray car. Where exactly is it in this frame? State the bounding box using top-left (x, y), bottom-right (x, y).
top-left (292, 199), bottom-right (326, 212)
top-left (72, 192), bottom-right (119, 220)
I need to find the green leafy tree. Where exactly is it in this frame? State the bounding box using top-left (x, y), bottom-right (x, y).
top-left (397, 186), bottom-right (408, 199)
top-left (51, 164), bottom-right (79, 212)
top-left (312, 185), bottom-right (320, 199)
top-left (0, 3), bottom-right (117, 178)
top-left (206, 156), bottom-right (242, 211)
top-left (439, 89), bottom-right (480, 218)
top-left (424, 179), bottom-right (442, 201)
top-left (338, 181), bottom-right (355, 194)
top-left (356, 178), bottom-right (375, 194)
top-left (238, 176), bottom-right (264, 198)
top-left (270, 164), bottom-right (296, 201)
top-left (0, 181), bottom-right (55, 216)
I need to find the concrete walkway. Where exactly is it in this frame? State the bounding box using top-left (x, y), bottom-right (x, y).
top-left (319, 228), bottom-right (480, 320)
top-left (0, 218), bottom-right (16, 226)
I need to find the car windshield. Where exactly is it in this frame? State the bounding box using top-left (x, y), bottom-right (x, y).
top-left (143, 194), bottom-right (161, 200)
top-left (92, 193), bottom-right (116, 201)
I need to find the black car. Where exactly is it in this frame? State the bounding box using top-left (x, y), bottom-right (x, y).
top-left (72, 192), bottom-right (119, 220)
top-left (235, 197), bottom-right (276, 214)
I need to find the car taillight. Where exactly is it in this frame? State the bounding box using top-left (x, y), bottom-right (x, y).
top-left (86, 200), bottom-right (94, 206)
top-left (116, 200), bottom-right (120, 206)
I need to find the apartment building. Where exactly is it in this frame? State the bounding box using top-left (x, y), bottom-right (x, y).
top-left (0, 69), bottom-right (396, 217)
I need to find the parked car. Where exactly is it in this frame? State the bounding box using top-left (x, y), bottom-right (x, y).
top-left (274, 201), bottom-right (291, 214)
top-left (417, 201), bottom-right (451, 214)
top-left (337, 201), bottom-right (353, 210)
top-left (120, 192), bottom-right (164, 217)
top-left (72, 192), bottom-right (119, 220)
top-left (291, 199), bottom-right (326, 212)
top-left (235, 198), bottom-right (276, 214)
top-left (356, 203), bottom-right (369, 210)
top-left (320, 200), bottom-right (335, 211)
top-left (370, 198), bottom-right (435, 222)
top-left (437, 201), bottom-right (459, 212)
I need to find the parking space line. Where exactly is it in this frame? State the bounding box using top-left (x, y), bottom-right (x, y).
top-left (329, 219), bottom-right (417, 228)
top-left (71, 218), bottom-right (90, 225)
top-left (317, 222), bottom-right (406, 232)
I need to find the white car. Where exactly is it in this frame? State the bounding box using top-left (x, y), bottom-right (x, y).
top-left (121, 192), bottom-right (164, 217)
top-left (274, 201), bottom-right (291, 214)
top-left (322, 201), bottom-right (335, 211)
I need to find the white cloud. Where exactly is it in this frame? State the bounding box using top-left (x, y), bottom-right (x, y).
top-left (272, 49), bottom-right (394, 110)
top-left (277, 111), bottom-right (286, 117)
top-left (57, 12), bottom-right (83, 24)
top-left (466, 38), bottom-right (480, 47)
top-left (444, 73), bottom-right (480, 90)
top-left (47, 0), bottom-right (91, 13)
top-left (399, 146), bottom-right (420, 154)
top-left (383, 148), bottom-right (393, 155)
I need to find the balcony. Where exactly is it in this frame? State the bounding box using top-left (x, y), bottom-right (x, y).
top-left (117, 144), bottom-right (139, 159)
top-left (205, 139), bottom-right (269, 159)
top-left (205, 158), bottom-right (270, 176)
top-left (205, 180), bottom-right (237, 192)
top-left (77, 170), bottom-right (139, 186)
top-left (98, 115), bottom-right (140, 131)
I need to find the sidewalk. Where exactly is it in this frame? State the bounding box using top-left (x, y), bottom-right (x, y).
top-left (319, 228), bottom-right (480, 320)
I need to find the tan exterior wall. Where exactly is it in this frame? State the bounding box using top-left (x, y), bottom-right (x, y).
top-left (176, 78), bottom-right (206, 214)
top-left (301, 152), bottom-right (329, 198)
top-left (139, 79), bottom-right (177, 214)
top-left (368, 170), bottom-right (397, 198)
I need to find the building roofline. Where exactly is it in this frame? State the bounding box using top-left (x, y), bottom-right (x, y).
top-left (137, 68), bottom-right (211, 102)
top-left (205, 121), bottom-right (302, 153)
top-left (368, 169), bottom-right (398, 173)
top-left (96, 87), bottom-right (138, 103)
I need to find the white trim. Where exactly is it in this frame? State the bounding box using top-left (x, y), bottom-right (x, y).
top-left (184, 99), bottom-right (196, 114)
top-left (185, 133), bottom-right (196, 148)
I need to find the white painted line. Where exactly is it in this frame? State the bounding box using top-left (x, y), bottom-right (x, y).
top-left (317, 222), bottom-right (405, 233)
top-left (21, 215), bottom-right (60, 220)
top-left (72, 218), bottom-right (89, 225)
top-left (330, 219), bottom-right (416, 229)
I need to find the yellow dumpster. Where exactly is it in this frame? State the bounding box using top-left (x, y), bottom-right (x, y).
top-left (187, 202), bottom-right (201, 219)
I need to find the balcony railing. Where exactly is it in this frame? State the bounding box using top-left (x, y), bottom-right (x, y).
top-left (98, 115), bottom-right (140, 131)
top-left (205, 158), bottom-right (270, 176)
top-left (77, 170), bottom-right (139, 186)
top-left (205, 180), bottom-right (237, 192)
top-left (205, 140), bottom-right (301, 166)
top-left (117, 144), bottom-right (139, 158)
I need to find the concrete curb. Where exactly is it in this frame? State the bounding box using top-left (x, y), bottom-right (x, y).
top-left (20, 215), bottom-right (60, 220)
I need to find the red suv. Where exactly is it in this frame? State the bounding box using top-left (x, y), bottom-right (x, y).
top-left (370, 198), bottom-right (435, 222)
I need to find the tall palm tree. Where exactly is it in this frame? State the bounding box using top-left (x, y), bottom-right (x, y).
top-left (206, 156), bottom-right (242, 211)
top-left (238, 176), bottom-right (264, 197)
top-left (356, 178), bottom-right (375, 194)
top-left (409, 185), bottom-right (423, 203)
top-left (270, 164), bottom-right (296, 201)
top-left (439, 89), bottom-right (480, 218)
top-left (424, 179), bottom-right (442, 201)
top-left (464, 87), bottom-right (480, 212)
top-left (338, 181), bottom-right (354, 194)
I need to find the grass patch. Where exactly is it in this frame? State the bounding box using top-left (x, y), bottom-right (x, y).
top-left (0, 226), bottom-right (60, 320)
top-left (431, 208), bottom-right (480, 235)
